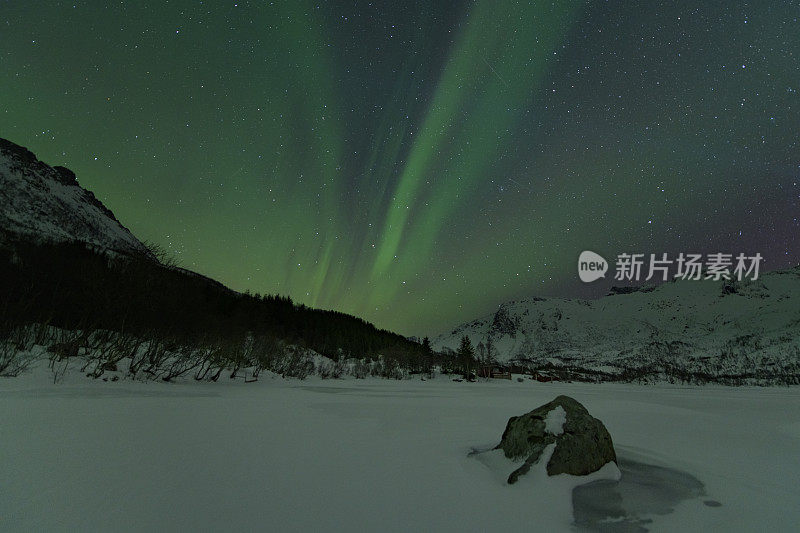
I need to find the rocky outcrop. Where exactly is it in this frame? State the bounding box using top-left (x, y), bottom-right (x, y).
top-left (0, 137), bottom-right (149, 256)
top-left (489, 305), bottom-right (518, 337)
top-left (496, 395), bottom-right (617, 484)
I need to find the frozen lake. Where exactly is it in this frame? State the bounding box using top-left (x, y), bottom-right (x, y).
top-left (2, 373), bottom-right (799, 532)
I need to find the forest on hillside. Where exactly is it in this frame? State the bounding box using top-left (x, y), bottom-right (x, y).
top-left (0, 240), bottom-right (465, 381)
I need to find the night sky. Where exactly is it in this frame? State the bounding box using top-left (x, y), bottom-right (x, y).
top-left (2, 1), bottom-right (798, 336)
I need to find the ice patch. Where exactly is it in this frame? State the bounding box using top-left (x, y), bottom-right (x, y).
top-left (572, 456), bottom-right (706, 532)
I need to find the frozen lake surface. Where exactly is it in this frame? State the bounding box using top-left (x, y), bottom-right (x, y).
top-left (2, 372), bottom-right (799, 532)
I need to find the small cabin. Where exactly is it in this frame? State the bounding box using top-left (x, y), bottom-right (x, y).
top-left (477, 364), bottom-right (512, 380)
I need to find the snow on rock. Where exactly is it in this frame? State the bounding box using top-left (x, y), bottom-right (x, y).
top-left (0, 138), bottom-right (149, 256)
top-left (544, 405), bottom-right (567, 436)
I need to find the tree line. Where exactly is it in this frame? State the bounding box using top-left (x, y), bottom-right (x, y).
top-left (0, 239), bottom-right (486, 381)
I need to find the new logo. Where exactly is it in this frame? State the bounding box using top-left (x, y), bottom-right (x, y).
top-left (578, 251), bottom-right (608, 282)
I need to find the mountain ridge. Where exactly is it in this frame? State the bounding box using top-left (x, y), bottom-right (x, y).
top-left (433, 268), bottom-right (800, 384)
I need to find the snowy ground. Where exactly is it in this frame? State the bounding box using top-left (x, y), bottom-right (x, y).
top-left (2, 368), bottom-right (799, 532)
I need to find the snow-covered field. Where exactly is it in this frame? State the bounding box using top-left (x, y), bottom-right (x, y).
top-left (2, 369), bottom-right (799, 532)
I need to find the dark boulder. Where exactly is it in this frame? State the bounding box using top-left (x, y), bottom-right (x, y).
top-left (496, 395), bottom-right (617, 484)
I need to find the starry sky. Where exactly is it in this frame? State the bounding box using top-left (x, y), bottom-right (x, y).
top-left (2, 1), bottom-right (799, 336)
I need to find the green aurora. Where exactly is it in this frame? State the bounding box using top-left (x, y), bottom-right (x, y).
top-left (2, 0), bottom-right (798, 335)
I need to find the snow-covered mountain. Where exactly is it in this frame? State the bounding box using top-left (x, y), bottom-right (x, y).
top-left (0, 138), bottom-right (148, 255)
top-left (433, 270), bottom-right (800, 383)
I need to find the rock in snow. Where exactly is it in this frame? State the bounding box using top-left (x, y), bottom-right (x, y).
top-left (496, 395), bottom-right (617, 484)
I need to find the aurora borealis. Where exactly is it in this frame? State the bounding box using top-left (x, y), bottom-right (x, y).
top-left (2, 1), bottom-right (798, 335)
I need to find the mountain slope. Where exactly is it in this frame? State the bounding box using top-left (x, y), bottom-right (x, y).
top-left (0, 138), bottom-right (148, 255)
top-left (433, 271), bottom-right (800, 384)
top-left (0, 138), bottom-right (428, 378)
